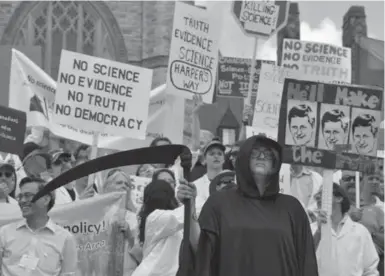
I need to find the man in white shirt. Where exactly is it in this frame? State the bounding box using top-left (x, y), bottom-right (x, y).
top-left (313, 182), bottom-right (379, 276)
top-left (193, 138), bottom-right (225, 202)
top-left (0, 176), bottom-right (78, 276)
top-left (290, 165), bottom-right (322, 220)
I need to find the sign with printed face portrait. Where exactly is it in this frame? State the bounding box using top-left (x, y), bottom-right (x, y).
top-left (278, 78), bottom-right (383, 173)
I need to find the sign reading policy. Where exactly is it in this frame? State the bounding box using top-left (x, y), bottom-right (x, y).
top-left (167, 2), bottom-right (221, 103)
top-left (53, 50), bottom-right (152, 139)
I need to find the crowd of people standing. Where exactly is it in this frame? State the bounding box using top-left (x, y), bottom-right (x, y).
top-left (0, 97), bottom-right (383, 276)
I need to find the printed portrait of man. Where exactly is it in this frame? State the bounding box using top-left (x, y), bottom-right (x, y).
top-left (287, 104), bottom-right (315, 146)
top-left (351, 114), bottom-right (378, 156)
top-left (320, 109), bottom-right (349, 150)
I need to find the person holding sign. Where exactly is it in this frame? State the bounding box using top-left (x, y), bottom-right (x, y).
top-left (313, 183), bottom-right (379, 276)
top-left (195, 135), bottom-right (317, 276)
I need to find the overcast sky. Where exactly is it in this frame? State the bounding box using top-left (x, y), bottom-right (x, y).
top-left (195, 1), bottom-right (384, 60)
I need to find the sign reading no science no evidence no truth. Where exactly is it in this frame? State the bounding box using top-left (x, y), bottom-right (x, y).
top-left (53, 50), bottom-right (153, 139)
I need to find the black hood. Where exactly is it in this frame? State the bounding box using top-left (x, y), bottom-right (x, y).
top-left (235, 135), bottom-right (282, 199)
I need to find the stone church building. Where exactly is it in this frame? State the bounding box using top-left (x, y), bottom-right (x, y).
top-left (0, 1), bottom-right (383, 147)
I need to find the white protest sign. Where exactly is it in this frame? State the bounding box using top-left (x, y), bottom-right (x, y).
top-left (167, 2), bottom-right (221, 103)
top-left (252, 63), bottom-right (297, 138)
top-left (239, 1), bottom-right (279, 35)
top-left (53, 50), bottom-right (152, 139)
top-left (10, 49), bottom-right (184, 150)
top-left (10, 49), bottom-right (54, 128)
top-left (281, 39), bottom-right (351, 84)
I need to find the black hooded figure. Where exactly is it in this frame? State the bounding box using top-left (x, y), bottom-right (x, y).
top-left (194, 135), bottom-right (318, 276)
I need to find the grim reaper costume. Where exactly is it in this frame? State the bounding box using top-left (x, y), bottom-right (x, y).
top-left (194, 135), bottom-right (318, 276)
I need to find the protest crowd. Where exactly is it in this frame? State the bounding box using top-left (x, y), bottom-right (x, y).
top-left (0, 1), bottom-right (384, 276)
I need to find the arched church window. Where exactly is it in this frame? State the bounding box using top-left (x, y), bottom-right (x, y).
top-left (14, 1), bottom-right (115, 80)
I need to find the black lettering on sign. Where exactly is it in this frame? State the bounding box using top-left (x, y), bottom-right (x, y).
top-left (283, 53), bottom-right (300, 62)
top-left (67, 90), bottom-right (84, 103)
top-left (73, 59), bottom-right (88, 71)
top-left (292, 146), bottom-right (323, 164)
top-left (283, 64), bottom-right (299, 70)
top-left (60, 73), bottom-right (76, 85)
top-left (335, 86), bottom-right (381, 109)
top-left (283, 40), bottom-right (302, 51)
top-left (55, 104), bottom-right (71, 116)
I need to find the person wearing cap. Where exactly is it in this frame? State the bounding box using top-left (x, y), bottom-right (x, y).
top-left (0, 161), bottom-right (17, 204)
top-left (49, 149), bottom-right (77, 205)
top-left (193, 138), bottom-right (225, 203)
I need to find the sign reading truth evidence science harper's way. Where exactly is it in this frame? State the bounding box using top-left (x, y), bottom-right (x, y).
top-left (53, 50), bottom-right (153, 139)
top-left (167, 2), bottom-right (220, 103)
top-left (277, 78), bottom-right (383, 173)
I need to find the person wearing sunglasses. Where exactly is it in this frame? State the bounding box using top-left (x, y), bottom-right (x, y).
top-left (0, 161), bottom-right (17, 204)
top-left (195, 135), bottom-right (318, 276)
top-left (49, 149), bottom-right (77, 205)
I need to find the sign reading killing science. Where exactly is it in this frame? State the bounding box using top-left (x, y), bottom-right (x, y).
top-left (167, 1), bottom-right (221, 103)
top-left (277, 78), bottom-right (383, 173)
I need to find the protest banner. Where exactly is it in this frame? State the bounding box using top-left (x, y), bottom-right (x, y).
top-left (0, 106), bottom-right (26, 155)
top-left (251, 63), bottom-right (296, 136)
top-left (9, 49), bottom-right (55, 128)
top-left (53, 50), bottom-right (152, 139)
top-left (167, 2), bottom-right (221, 103)
top-left (277, 78), bottom-right (383, 173)
top-left (216, 56), bottom-right (274, 98)
top-left (10, 49), bottom-right (184, 150)
top-left (281, 39), bottom-right (352, 83)
top-left (0, 192), bottom-right (130, 276)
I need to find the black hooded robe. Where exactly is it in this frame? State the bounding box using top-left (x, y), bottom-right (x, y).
top-left (194, 136), bottom-right (318, 276)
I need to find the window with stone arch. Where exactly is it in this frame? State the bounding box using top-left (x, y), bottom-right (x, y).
top-left (14, 1), bottom-right (118, 80)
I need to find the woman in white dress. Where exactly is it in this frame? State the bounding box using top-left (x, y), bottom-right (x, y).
top-left (131, 179), bottom-right (197, 276)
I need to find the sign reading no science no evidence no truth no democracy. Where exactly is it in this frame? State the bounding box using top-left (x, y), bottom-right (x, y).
top-left (53, 50), bottom-right (153, 139)
top-left (167, 2), bottom-right (221, 103)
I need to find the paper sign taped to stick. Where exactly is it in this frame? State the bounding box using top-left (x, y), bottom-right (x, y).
top-left (281, 39), bottom-right (351, 84)
top-left (0, 106), bottom-right (26, 156)
top-left (239, 1), bottom-right (279, 35)
top-left (277, 78), bottom-right (383, 173)
top-left (167, 2), bottom-right (221, 103)
top-left (252, 63), bottom-right (296, 136)
top-left (217, 56), bottom-right (274, 98)
top-left (53, 50), bottom-right (152, 139)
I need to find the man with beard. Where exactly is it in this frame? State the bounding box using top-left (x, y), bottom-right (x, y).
top-left (0, 177), bottom-right (78, 275)
top-left (195, 135), bottom-right (318, 276)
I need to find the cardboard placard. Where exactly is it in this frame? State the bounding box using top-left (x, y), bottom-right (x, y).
top-left (278, 78), bottom-right (383, 173)
top-left (281, 39), bottom-right (351, 84)
top-left (217, 56), bottom-right (274, 98)
top-left (53, 50), bottom-right (152, 139)
top-left (167, 2), bottom-right (221, 103)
